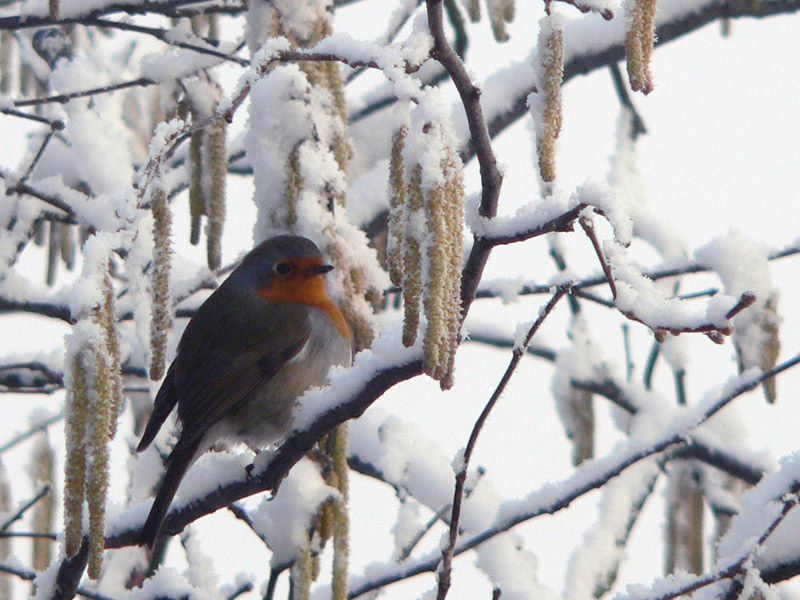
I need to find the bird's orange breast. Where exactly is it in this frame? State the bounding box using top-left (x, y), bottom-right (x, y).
top-left (256, 257), bottom-right (351, 341)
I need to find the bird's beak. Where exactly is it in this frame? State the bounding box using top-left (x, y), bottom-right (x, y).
top-left (306, 263), bottom-right (334, 276)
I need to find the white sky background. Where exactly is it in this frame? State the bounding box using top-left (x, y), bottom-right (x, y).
top-left (1, 2), bottom-right (800, 599)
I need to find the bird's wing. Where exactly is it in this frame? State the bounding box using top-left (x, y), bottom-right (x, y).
top-left (137, 361), bottom-right (178, 452)
top-left (171, 290), bottom-right (311, 451)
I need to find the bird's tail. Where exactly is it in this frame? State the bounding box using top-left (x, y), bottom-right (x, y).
top-left (140, 436), bottom-right (200, 548)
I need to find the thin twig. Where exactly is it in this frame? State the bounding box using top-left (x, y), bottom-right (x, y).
top-left (0, 169), bottom-right (75, 216)
top-left (14, 77), bottom-right (156, 108)
top-left (1, 106), bottom-right (65, 127)
top-left (226, 581), bottom-right (254, 600)
top-left (0, 411), bottom-right (63, 454)
top-left (609, 63), bottom-right (646, 138)
top-left (0, 485), bottom-right (51, 530)
top-left (87, 17), bottom-right (250, 66)
top-left (579, 213), bottom-right (617, 298)
top-left (622, 323), bottom-right (634, 381)
top-left (0, 560), bottom-right (118, 600)
top-left (347, 352), bottom-right (800, 598)
top-left (436, 285), bottom-right (569, 600)
top-left (629, 494), bottom-right (798, 600)
top-left (19, 129), bottom-right (57, 184)
top-left (0, 530), bottom-right (57, 539)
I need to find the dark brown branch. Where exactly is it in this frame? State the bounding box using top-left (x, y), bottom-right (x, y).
top-left (663, 444), bottom-right (765, 487)
top-left (609, 63), bottom-right (647, 138)
top-left (478, 202), bottom-right (587, 245)
top-left (580, 213), bottom-right (617, 298)
top-left (0, 530), bottom-right (58, 539)
top-left (465, 333), bottom-right (557, 362)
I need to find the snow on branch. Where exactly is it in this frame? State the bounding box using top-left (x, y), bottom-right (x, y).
top-left (346, 353), bottom-right (800, 597)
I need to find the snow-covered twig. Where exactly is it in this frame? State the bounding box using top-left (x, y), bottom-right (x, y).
top-left (0, 170), bottom-right (75, 218)
top-left (620, 494), bottom-right (798, 600)
top-left (436, 284), bottom-right (570, 600)
top-left (346, 353), bottom-right (800, 597)
top-left (474, 240), bottom-right (800, 300)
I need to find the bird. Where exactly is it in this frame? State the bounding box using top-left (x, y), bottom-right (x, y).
top-left (136, 235), bottom-right (352, 547)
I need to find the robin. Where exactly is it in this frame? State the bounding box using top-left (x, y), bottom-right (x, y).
top-left (137, 235), bottom-right (352, 547)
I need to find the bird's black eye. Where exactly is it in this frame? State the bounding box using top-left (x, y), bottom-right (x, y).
top-left (274, 261), bottom-right (292, 275)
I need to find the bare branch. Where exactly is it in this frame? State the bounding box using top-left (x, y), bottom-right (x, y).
top-left (437, 285), bottom-right (569, 600)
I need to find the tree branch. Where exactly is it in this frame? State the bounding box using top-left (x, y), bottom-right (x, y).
top-left (346, 353), bottom-right (800, 597)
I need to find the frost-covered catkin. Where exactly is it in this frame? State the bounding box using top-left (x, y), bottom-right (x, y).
top-left (0, 459), bottom-right (11, 599)
top-left (188, 125), bottom-right (204, 246)
top-left (665, 463), bottom-right (703, 574)
top-left (293, 537), bottom-right (313, 600)
top-left (0, 31), bottom-right (11, 94)
top-left (422, 152), bottom-right (464, 389)
top-left (206, 118), bottom-right (227, 271)
top-left (46, 220), bottom-right (60, 286)
top-left (625, 0), bottom-right (657, 94)
top-left (533, 16), bottom-right (564, 183)
top-left (759, 295), bottom-right (780, 403)
top-left (397, 122), bottom-right (464, 387)
top-left (387, 125), bottom-right (408, 287)
top-left (285, 147), bottom-right (302, 227)
top-left (486, 0), bottom-right (515, 41)
top-left (86, 341), bottom-right (113, 579)
top-left (465, 0), bottom-right (481, 21)
top-left (185, 77), bottom-right (227, 269)
top-left (149, 186), bottom-right (172, 381)
top-left (735, 293), bottom-right (781, 403)
top-left (440, 153), bottom-right (465, 390)
top-left (401, 166), bottom-right (424, 348)
top-left (32, 435), bottom-right (55, 571)
top-left (99, 273), bottom-right (123, 438)
top-left (60, 223), bottom-right (76, 270)
top-left (696, 233), bottom-right (781, 403)
top-left (61, 279), bottom-right (121, 579)
top-left (328, 425), bottom-right (349, 600)
top-left (63, 352), bottom-right (88, 557)
top-left (564, 387), bottom-right (594, 466)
